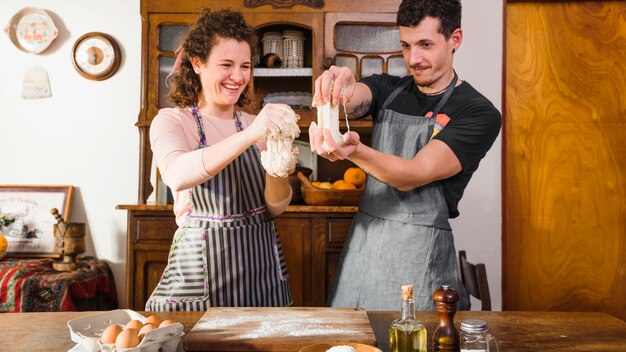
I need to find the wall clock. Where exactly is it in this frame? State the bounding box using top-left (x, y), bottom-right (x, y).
top-left (71, 32), bottom-right (121, 81)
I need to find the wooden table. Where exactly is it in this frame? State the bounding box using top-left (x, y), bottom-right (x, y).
top-left (1, 310), bottom-right (624, 351)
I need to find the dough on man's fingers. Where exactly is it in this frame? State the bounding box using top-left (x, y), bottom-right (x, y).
top-left (315, 80), bottom-right (344, 153)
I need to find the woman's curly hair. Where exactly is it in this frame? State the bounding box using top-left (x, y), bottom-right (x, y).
top-left (168, 9), bottom-right (257, 108)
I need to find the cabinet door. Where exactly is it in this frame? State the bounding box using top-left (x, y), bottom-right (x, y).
top-left (324, 216), bottom-right (354, 298)
top-left (133, 249), bottom-right (168, 310)
top-left (146, 14), bottom-right (196, 122)
top-left (324, 13), bottom-right (405, 83)
top-left (274, 215), bottom-right (313, 306)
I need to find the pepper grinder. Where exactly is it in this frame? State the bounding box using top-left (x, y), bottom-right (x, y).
top-left (433, 284), bottom-right (460, 352)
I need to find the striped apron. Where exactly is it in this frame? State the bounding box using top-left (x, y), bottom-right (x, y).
top-left (145, 107), bottom-right (292, 311)
top-left (328, 74), bottom-right (470, 310)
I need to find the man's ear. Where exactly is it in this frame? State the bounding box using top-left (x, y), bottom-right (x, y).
top-left (450, 28), bottom-right (463, 53)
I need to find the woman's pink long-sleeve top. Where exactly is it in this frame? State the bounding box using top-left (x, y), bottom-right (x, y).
top-left (150, 107), bottom-right (291, 226)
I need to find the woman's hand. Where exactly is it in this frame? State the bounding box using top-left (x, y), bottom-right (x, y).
top-left (247, 103), bottom-right (296, 142)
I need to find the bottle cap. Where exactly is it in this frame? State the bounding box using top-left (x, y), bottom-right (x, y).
top-left (401, 284), bottom-right (414, 300)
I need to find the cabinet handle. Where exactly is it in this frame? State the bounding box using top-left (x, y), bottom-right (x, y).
top-left (323, 57), bottom-right (334, 69)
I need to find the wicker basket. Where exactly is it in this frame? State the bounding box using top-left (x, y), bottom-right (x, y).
top-left (282, 30), bottom-right (304, 68)
top-left (262, 31), bottom-right (283, 59)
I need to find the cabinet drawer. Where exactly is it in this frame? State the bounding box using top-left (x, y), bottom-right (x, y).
top-left (327, 217), bottom-right (353, 246)
top-left (135, 216), bottom-right (177, 241)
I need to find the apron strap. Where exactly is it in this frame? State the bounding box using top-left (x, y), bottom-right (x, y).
top-left (381, 79), bottom-right (414, 111)
top-left (430, 70), bottom-right (458, 118)
top-left (377, 70), bottom-right (458, 118)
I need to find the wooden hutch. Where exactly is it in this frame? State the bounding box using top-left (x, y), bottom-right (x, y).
top-left (117, 0), bottom-right (404, 310)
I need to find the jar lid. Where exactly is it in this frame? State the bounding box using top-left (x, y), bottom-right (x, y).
top-left (460, 319), bottom-right (488, 332)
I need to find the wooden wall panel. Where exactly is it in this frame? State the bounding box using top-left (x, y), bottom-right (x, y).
top-left (504, 1), bottom-right (626, 320)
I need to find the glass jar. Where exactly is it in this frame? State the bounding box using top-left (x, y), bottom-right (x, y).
top-left (460, 319), bottom-right (499, 352)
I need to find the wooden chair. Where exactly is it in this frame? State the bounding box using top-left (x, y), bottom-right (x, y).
top-left (459, 250), bottom-right (492, 311)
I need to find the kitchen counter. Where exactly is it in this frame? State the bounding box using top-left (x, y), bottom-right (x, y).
top-left (116, 204), bottom-right (359, 213)
top-left (1, 310), bottom-right (624, 351)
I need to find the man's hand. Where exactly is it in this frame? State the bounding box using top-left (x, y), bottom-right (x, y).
top-left (309, 122), bottom-right (360, 161)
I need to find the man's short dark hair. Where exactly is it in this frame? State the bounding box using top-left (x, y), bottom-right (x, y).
top-left (396, 0), bottom-right (462, 39)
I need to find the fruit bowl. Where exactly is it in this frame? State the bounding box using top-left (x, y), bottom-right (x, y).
top-left (297, 171), bottom-right (363, 206)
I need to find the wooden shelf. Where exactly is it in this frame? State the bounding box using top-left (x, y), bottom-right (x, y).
top-left (254, 68), bottom-right (312, 77)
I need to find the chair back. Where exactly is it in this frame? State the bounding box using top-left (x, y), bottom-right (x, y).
top-left (459, 250), bottom-right (492, 311)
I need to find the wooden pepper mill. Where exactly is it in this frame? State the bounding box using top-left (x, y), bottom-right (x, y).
top-left (51, 208), bottom-right (86, 271)
top-left (433, 284), bottom-right (461, 352)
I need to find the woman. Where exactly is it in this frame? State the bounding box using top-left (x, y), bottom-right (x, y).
top-left (146, 8), bottom-right (293, 310)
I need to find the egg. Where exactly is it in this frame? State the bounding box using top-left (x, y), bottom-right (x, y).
top-left (138, 323), bottom-right (158, 340)
top-left (159, 319), bottom-right (176, 328)
top-left (100, 324), bottom-right (123, 344)
top-left (143, 315), bottom-right (161, 327)
top-left (115, 328), bottom-right (141, 349)
top-left (124, 319), bottom-right (143, 331)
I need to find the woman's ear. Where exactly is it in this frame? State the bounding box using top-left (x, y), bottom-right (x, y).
top-left (190, 56), bottom-right (202, 74)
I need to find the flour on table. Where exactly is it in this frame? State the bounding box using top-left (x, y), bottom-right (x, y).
top-left (194, 313), bottom-right (363, 339)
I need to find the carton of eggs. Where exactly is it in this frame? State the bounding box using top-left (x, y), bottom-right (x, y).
top-left (67, 309), bottom-right (184, 352)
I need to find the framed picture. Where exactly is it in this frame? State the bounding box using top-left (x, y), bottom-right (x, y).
top-left (0, 185), bottom-right (73, 258)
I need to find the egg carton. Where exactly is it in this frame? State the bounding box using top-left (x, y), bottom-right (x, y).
top-left (67, 309), bottom-right (185, 352)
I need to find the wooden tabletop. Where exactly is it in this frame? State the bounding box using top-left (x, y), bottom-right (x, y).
top-left (1, 310), bottom-right (624, 351)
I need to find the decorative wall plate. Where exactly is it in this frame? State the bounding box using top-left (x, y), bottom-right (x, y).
top-left (4, 7), bottom-right (58, 54)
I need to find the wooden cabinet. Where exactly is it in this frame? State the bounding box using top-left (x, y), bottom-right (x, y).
top-left (117, 205), bottom-right (356, 310)
top-left (121, 0), bottom-right (404, 310)
top-left (136, 0), bottom-right (402, 203)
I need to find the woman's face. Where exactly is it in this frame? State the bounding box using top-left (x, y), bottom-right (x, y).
top-left (193, 37), bottom-right (252, 111)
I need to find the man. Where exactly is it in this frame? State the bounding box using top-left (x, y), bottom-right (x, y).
top-left (309, 0), bottom-right (501, 310)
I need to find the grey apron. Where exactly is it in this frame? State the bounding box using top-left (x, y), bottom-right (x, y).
top-left (328, 74), bottom-right (470, 310)
top-left (146, 107), bottom-right (292, 311)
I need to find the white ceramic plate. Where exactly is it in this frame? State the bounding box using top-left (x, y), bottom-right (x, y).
top-left (4, 7), bottom-right (58, 54)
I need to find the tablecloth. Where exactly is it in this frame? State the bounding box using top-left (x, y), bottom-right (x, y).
top-left (0, 256), bottom-right (118, 312)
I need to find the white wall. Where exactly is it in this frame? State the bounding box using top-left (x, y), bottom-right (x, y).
top-left (0, 0), bottom-right (503, 310)
top-left (0, 0), bottom-right (141, 306)
top-left (453, 0), bottom-right (503, 310)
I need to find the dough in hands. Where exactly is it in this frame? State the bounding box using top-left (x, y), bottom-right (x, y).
top-left (259, 106), bottom-right (300, 178)
top-left (315, 80), bottom-right (344, 153)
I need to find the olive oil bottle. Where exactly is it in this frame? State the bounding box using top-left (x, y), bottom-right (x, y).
top-left (389, 284), bottom-right (427, 352)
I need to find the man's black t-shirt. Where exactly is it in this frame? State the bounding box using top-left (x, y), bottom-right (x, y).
top-left (361, 74), bottom-right (502, 218)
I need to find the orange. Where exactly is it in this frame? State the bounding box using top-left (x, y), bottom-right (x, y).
top-left (334, 181), bottom-right (357, 190)
top-left (332, 180), bottom-right (347, 189)
top-left (344, 167), bottom-right (366, 187)
top-left (311, 181), bottom-right (321, 187)
top-left (0, 233), bottom-right (7, 259)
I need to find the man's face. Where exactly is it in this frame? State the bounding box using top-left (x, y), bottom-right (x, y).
top-left (399, 16), bottom-right (461, 90)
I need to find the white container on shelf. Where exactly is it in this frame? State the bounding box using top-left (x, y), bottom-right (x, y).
top-left (262, 31), bottom-right (283, 59)
top-left (282, 30), bottom-right (305, 68)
